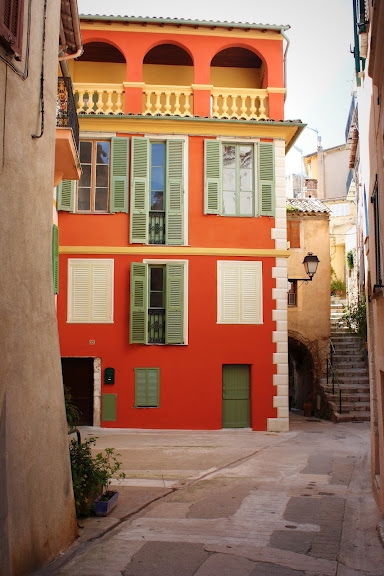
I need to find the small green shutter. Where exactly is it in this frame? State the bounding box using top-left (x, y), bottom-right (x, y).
top-left (166, 140), bottom-right (184, 245)
top-left (102, 393), bottom-right (117, 421)
top-left (204, 139), bottom-right (222, 214)
top-left (134, 368), bottom-right (159, 407)
top-left (165, 263), bottom-right (184, 344)
top-left (258, 142), bottom-right (275, 216)
top-left (52, 224), bottom-right (59, 294)
top-left (130, 262), bottom-right (147, 344)
top-left (57, 180), bottom-right (75, 211)
top-left (110, 137), bottom-right (129, 213)
top-left (130, 138), bottom-right (149, 243)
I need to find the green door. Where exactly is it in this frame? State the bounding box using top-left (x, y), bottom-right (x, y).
top-left (222, 365), bottom-right (251, 428)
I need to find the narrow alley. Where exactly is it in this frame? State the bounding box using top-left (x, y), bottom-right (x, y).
top-left (35, 414), bottom-right (384, 576)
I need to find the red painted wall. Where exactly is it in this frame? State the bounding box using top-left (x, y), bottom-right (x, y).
top-left (58, 254), bottom-right (277, 430)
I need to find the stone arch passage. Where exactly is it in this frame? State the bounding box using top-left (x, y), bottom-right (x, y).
top-left (288, 336), bottom-right (315, 413)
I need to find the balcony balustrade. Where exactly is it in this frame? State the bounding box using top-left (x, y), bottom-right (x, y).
top-left (55, 77), bottom-right (81, 185)
top-left (72, 82), bottom-right (270, 120)
top-left (57, 76), bottom-right (79, 149)
top-left (74, 83), bottom-right (125, 115)
top-left (143, 85), bottom-right (193, 117)
top-left (211, 88), bottom-right (268, 120)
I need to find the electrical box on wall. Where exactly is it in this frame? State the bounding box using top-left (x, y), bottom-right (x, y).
top-left (104, 367), bottom-right (115, 385)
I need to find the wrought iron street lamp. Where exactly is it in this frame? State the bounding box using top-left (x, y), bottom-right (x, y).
top-left (288, 252), bottom-right (320, 283)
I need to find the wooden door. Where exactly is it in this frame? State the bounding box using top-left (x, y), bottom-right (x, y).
top-left (222, 364), bottom-right (250, 428)
top-left (61, 357), bottom-right (94, 426)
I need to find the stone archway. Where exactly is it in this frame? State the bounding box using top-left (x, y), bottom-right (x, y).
top-left (288, 335), bottom-right (316, 413)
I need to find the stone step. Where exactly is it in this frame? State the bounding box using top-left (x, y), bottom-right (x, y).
top-left (334, 368), bottom-right (369, 376)
top-left (334, 361), bottom-right (367, 369)
top-left (326, 392), bottom-right (370, 403)
top-left (322, 386), bottom-right (370, 397)
top-left (332, 410), bottom-right (370, 423)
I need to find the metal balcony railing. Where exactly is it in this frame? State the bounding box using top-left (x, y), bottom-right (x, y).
top-left (148, 309), bottom-right (165, 344)
top-left (149, 211), bottom-right (165, 245)
top-left (57, 76), bottom-right (79, 151)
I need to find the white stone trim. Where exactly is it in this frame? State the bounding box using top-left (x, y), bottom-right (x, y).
top-left (270, 156), bottom-right (289, 432)
top-left (267, 417), bottom-right (289, 432)
top-left (93, 358), bottom-right (101, 427)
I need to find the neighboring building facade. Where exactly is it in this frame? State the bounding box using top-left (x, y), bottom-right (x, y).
top-left (286, 198), bottom-right (331, 412)
top-left (303, 145), bottom-right (357, 294)
top-left (0, 2), bottom-right (82, 575)
top-left (350, 0), bottom-right (384, 514)
top-left (57, 15), bottom-right (304, 433)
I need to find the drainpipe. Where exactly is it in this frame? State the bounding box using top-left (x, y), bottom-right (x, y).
top-left (281, 29), bottom-right (290, 101)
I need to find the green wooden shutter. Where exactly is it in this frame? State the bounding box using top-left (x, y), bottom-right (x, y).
top-left (258, 142), bottom-right (275, 216)
top-left (165, 263), bottom-right (184, 344)
top-left (130, 138), bottom-right (149, 243)
top-left (110, 137), bottom-right (129, 213)
top-left (52, 224), bottom-right (59, 294)
top-left (102, 393), bottom-right (117, 421)
top-left (134, 368), bottom-right (159, 407)
top-left (57, 180), bottom-right (75, 211)
top-left (130, 262), bottom-right (147, 344)
top-left (204, 139), bottom-right (222, 214)
top-left (166, 139), bottom-right (184, 245)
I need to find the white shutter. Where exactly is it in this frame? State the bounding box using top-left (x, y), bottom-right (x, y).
top-left (68, 259), bottom-right (114, 323)
top-left (219, 262), bottom-right (240, 323)
top-left (70, 264), bottom-right (91, 322)
top-left (218, 261), bottom-right (262, 324)
top-left (240, 264), bottom-right (262, 323)
top-left (92, 262), bottom-right (114, 322)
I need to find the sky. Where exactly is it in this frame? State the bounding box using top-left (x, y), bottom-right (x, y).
top-left (77, 0), bottom-right (355, 173)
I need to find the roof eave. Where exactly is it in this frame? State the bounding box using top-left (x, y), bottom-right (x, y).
top-left (79, 14), bottom-right (290, 33)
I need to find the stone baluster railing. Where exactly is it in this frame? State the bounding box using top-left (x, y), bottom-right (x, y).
top-left (143, 85), bottom-right (193, 117)
top-left (73, 83), bottom-right (124, 115)
top-left (211, 88), bottom-right (269, 120)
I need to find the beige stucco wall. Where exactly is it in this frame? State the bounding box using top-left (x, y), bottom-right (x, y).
top-left (0, 4), bottom-right (77, 576)
top-left (365, 0), bottom-right (384, 514)
top-left (287, 213), bottom-right (331, 371)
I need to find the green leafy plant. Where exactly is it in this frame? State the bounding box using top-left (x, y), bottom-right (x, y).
top-left (346, 250), bottom-right (354, 270)
top-left (331, 278), bottom-right (346, 293)
top-left (64, 386), bottom-right (81, 431)
top-left (69, 437), bottom-right (125, 517)
top-left (342, 295), bottom-right (367, 343)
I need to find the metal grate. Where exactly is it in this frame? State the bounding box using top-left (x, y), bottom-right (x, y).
top-left (148, 309), bottom-right (165, 343)
top-left (149, 211), bottom-right (165, 244)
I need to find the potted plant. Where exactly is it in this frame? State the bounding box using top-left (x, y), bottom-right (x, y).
top-left (69, 437), bottom-right (125, 517)
top-left (93, 447), bottom-right (126, 517)
top-left (331, 277), bottom-right (346, 296)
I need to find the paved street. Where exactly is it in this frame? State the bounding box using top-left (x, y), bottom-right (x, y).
top-left (36, 414), bottom-right (384, 576)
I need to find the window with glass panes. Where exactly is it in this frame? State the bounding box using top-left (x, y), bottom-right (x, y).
top-left (149, 142), bottom-right (166, 244)
top-left (204, 140), bottom-right (274, 217)
top-left (78, 140), bottom-right (110, 212)
top-left (148, 266), bottom-right (166, 343)
top-left (222, 144), bottom-right (254, 215)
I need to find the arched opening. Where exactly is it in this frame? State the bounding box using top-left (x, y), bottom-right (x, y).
top-left (210, 47), bottom-right (265, 89)
top-left (288, 336), bottom-right (315, 414)
top-left (209, 47), bottom-right (267, 120)
top-left (73, 41), bottom-right (126, 83)
top-left (143, 43), bottom-right (193, 85)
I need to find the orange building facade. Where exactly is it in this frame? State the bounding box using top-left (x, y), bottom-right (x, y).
top-left (57, 15), bottom-right (304, 432)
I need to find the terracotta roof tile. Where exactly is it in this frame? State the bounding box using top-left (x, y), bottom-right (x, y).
top-left (286, 198), bottom-right (330, 214)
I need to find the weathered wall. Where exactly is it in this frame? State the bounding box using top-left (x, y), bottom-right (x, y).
top-left (287, 213), bottom-right (331, 372)
top-left (0, 3), bottom-right (77, 575)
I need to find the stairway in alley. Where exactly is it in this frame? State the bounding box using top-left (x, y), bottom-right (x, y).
top-left (319, 297), bottom-right (370, 422)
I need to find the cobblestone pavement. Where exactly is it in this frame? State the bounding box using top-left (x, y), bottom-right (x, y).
top-left (35, 414), bottom-right (384, 576)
